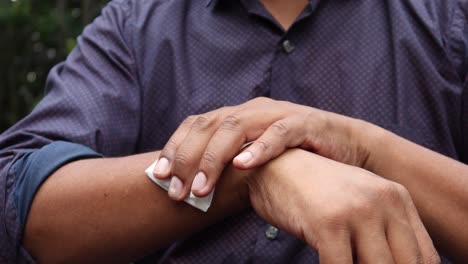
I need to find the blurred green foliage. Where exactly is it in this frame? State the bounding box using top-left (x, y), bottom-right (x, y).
top-left (0, 0), bottom-right (108, 132)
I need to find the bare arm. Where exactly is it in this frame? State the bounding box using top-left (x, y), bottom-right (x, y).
top-left (363, 124), bottom-right (468, 262)
top-left (23, 151), bottom-right (250, 263)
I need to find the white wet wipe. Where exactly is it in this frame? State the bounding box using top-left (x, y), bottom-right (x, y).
top-left (145, 160), bottom-right (214, 212)
top-left (144, 142), bottom-right (253, 212)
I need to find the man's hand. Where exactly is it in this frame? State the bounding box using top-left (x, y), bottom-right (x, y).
top-left (249, 148), bottom-right (440, 264)
top-left (152, 97), bottom-right (369, 200)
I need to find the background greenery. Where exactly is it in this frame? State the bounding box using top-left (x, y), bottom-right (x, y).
top-left (0, 0), bottom-right (108, 132)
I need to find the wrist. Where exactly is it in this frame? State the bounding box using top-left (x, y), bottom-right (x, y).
top-left (351, 119), bottom-right (390, 173)
top-left (243, 150), bottom-right (287, 201)
top-left (245, 148), bottom-right (304, 195)
top-left (213, 164), bottom-right (254, 211)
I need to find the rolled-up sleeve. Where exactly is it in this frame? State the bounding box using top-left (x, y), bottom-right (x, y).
top-left (11, 142), bottom-right (101, 228)
top-left (10, 142), bottom-right (101, 263)
top-left (0, 0), bottom-right (140, 262)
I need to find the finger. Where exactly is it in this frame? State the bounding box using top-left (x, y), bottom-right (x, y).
top-left (153, 115), bottom-right (197, 179)
top-left (169, 112), bottom-right (225, 200)
top-left (399, 188), bottom-right (440, 263)
top-left (386, 214), bottom-right (423, 264)
top-left (318, 230), bottom-right (353, 264)
top-left (233, 117), bottom-right (306, 169)
top-left (199, 99), bottom-right (308, 185)
top-left (354, 223), bottom-right (394, 264)
top-left (193, 112), bottom-right (266, 196)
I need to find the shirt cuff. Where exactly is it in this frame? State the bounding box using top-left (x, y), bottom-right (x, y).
top-left (11, 141), bottom-right (102, 226)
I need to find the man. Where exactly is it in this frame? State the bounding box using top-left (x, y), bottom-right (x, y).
top-left (0, 0), bottom-right (466, 262)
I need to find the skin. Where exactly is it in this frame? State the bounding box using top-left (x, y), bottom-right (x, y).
top-left (154, 98), bottom-right (374, 198)
top-left (249, 149), bottom-right (439, 264)
top-left (259, 0), bottom-right (308, 30)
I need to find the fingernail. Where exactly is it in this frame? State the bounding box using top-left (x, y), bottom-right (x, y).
top-left (153, 158), bottom-right (169, 176)
top-left (192, 172), bottom-right (207, 192)
top-left (168, 176), bottom-right (183, 198)
top-left (234, 151), bottom-right (253, 165)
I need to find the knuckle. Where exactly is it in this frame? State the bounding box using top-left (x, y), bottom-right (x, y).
top-left (270, 121), bottom-right (290, 137)
top-left (192, 114), bottom-right (216, 131)
top-left (183, 115), bottom-right (197, 125)
top-left (254, 140), bottom-right (270, 152)
top-left (173, 152), bottom-right (191, 169)
top-left (338, 196), bottom-right (378, 225)
top-left (350, 197), bottom-right (376, 220)
top-left (396, 250), bottom-right (424, 264)
top-left (373, 181), bottom-right (402, 206)
top-left (252, 96), bottom-right (271, 104)
top-left (407, 254), bottom-right (423, 264)
top-left (320, 208), bottom-right (350, 231)
top-left (202, 150), bottom-right (218, 164)
top-left (425, 250), bottom-right (441, 264)
top-left (320, 218), bottom-right (349, 237)
top-left (394, 182), bottom-right (412, 202)
top-left (221, 115), bottom-right (242, 132)
top-left (164, 139), bottom-right (179, 152)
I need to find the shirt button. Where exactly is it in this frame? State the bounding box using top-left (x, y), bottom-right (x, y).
top-left (282, 40), bottom-right (295, 54)
top-left (265, 225), bottom-right (279, 240)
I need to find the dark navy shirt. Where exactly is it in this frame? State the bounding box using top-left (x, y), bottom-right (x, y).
top-left (0, 0), bottom-right (467, 262)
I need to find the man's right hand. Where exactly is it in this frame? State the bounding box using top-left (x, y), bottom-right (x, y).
top-left (248, 148), bottom-right (440, 264)
top-left (152, 97), bottom-right (369, 200)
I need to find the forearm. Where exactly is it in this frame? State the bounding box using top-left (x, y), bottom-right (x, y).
top-left (23, 151), bottom-right (250, 263)
top-left (362, 123), bottom-right (468, 261)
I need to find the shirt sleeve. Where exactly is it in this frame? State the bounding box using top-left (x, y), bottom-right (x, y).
top-left (0, 0), bottom-right (140, 262)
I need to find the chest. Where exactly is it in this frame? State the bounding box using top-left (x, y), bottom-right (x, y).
top-left (137, 0), bottom-right (464, 158)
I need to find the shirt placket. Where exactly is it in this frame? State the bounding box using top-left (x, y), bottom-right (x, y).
top-left (237, 0), bottom-right (317, 261)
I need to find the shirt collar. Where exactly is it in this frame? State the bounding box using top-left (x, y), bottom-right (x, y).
top-left (205, 0), bottom-right (220, 7)
top-left (206, 0), bottom-right (317, 8)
